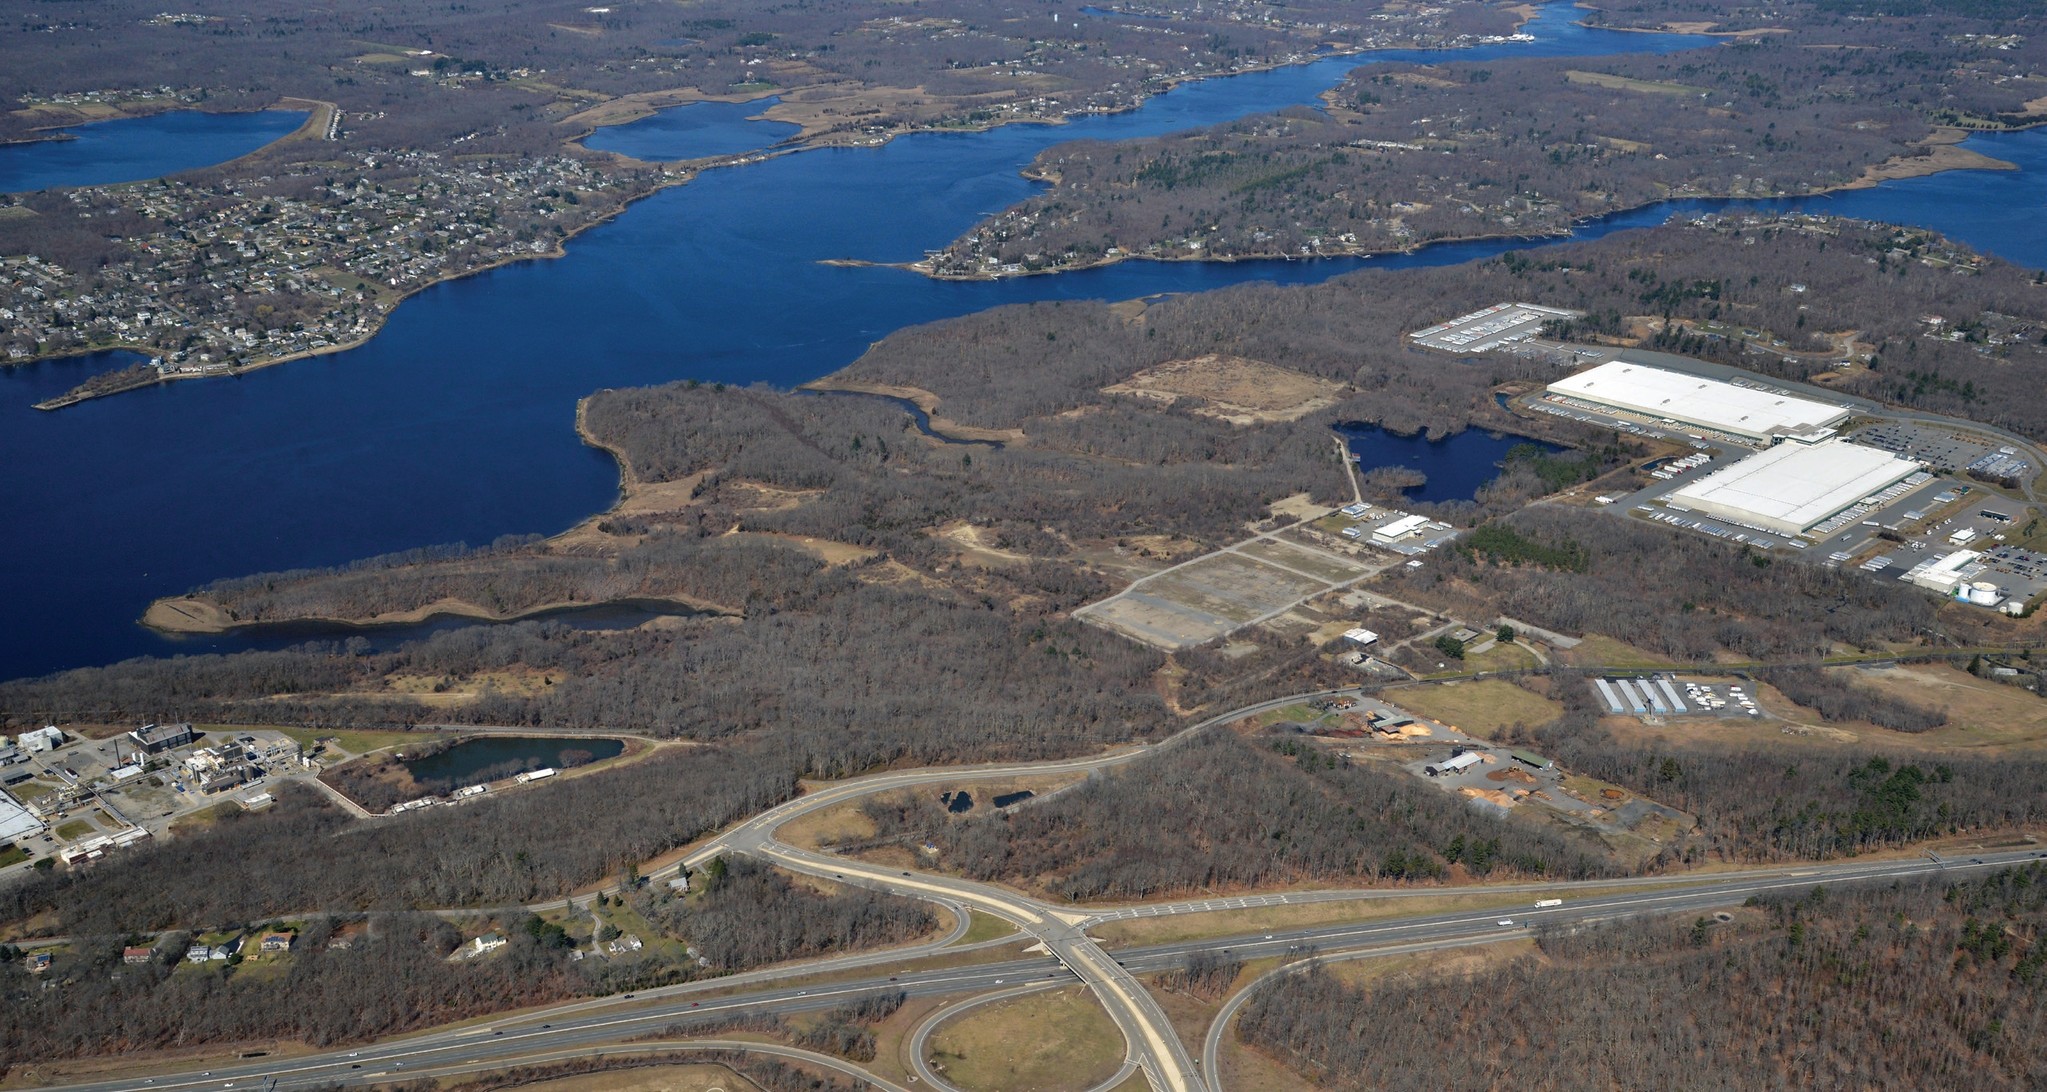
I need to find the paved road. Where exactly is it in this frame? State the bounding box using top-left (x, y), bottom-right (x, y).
top-left (46, 848), bottom-right (2046, 1092)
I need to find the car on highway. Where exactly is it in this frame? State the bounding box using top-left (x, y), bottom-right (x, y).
top-left (1497, 919), bottom-right (1515, 927)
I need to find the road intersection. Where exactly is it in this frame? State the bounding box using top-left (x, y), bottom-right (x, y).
top-left (33, 677), bottom-right (2047, 1092)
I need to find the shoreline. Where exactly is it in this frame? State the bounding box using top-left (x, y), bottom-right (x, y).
top-left (11, 10), bottom-right (1616, 409)
top-left (899, 139), bottom-right (2024, 283)
top-left (136, 396), bottom-right (722, 637)
top-left (140, 592), bottom-right (731, 638)
top-left (26, 165), bottom-right (693, 410)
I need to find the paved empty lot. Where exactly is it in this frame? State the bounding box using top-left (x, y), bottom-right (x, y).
top-left (1077, 534), bottom-right (1379, 650)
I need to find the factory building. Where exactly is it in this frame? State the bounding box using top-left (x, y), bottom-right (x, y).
top-left (1546, 360), bottom-right (1850, 443)
top-left (1372, 514), bottom-right (1431, 544)
top-left (1666, 438), bottom-right (1923, 538)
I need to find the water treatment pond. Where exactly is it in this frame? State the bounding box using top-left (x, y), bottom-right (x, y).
top-left (402, 735), bottom-right (625, 792)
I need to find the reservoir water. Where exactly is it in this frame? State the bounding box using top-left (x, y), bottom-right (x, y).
top-left (0, 109), bottom-right (306, 192)
top-left (5, 5), bottom-right (2046, 679)
top-left (1336, 425), bottom-right (1562, 504)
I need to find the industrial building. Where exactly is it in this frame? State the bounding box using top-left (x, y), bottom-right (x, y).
top-left (1902, 550), bottom-right (2005, 604)
top-left (129, 722), bottom-right (195, 754)
top-left (1409, 302), bottom-right (1584, 353)
top-left (1425, 752), bottom-right (1484, 777)
top-left (1373, 513), bottom-right (1431, 544)
top-left (1546, 360), bottom-right (1851, 443)
top-left (16, 726), bottom-right (63, 754)
top-left (1666, 438), bottom-right (1923, 538)
top-left (0, 793), bottom-right (45, 844)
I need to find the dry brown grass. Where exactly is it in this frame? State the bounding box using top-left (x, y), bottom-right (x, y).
top-left (1101, 355), bottom-right (1346, 425)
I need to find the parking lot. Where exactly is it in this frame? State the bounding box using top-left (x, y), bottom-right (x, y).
top-left (1852, 421), bottom-right (2027, 478)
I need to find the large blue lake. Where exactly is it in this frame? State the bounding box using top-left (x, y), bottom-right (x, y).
top-left (5, 5), bottom-right (2047, 679)
top-left (0, 109), bottom-right (305, 192)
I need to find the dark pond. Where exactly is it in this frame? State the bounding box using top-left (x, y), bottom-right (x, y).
top-left (1336, 425), bottom-right (1564, 504)
top-left (403, 735), bottom-right (625, 792)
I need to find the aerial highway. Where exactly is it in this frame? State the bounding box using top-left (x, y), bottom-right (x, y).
top-left (45, 847), bottom-right (2046, 1092)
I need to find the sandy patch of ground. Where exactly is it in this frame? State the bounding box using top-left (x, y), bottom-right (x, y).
top-left (563, 86), bottom-right (768, 130)
top-left (939, 522), bottom-right (1032, 567)
top-left (1103, 355), bottom-right (1346, 426)
top-left (1848, 137), bottom-right (2017, 188)
top-left (725, 531), bottom-right (876, 565)
top-left (142, 597), bottom-right (236, 634)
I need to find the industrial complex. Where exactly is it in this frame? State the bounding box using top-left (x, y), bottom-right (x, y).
top-left (1545, 359), bottom-right (1849, 444)
top-left (1666, 438), bottom-right (1925, 538)
top-left (1522, 350), bottom-right (2045, 615)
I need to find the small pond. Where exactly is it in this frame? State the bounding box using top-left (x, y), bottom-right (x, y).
top-left (1336, 424), bottom-right (1564, 504)
top-left (402, 736), bottom-right (625, 792)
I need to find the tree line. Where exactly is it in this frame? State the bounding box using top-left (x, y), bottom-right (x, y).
top-left (1238, 865), bottom-right (2047, 1089)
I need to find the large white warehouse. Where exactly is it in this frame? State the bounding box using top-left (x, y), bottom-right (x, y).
top-left (1547, 360), bottom-right (1850, 443)
top-left (1667, 438), bottom-right (1923, 537)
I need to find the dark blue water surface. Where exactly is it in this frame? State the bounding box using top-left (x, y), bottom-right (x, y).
top-left (1338, 425), bottom-right (1562, 504)
top-left (582, 97), bottom-right (799, 160)
top-left (401, 736), bottom-right (625, 791)
top-left (4, 5), bottom-right (2046, 679)
top-left (0, 109), bottom-right (306, 192)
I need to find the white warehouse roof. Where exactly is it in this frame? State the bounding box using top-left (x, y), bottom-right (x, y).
top-left (1668, 439), bottom-right (1921, 537)
top-left (1548, 360), bottom-right (1849, 442)
top-left (1373, 514), bottom-right (1431, 542)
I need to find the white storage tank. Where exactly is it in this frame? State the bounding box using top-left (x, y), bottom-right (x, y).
top-left (1967, 581), bottom-right (2002, 606)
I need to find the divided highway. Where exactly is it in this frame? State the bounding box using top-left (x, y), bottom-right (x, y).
top-left (48, 849), bottom-right (2047, 1092)
top-left (34, 686), bottom-right (2047, 1092)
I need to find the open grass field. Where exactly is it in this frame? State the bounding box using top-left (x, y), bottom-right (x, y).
top-left (926, 985), bottom-right (1125, 1092)
top-left (1462, 640), bottom-right (1542, 673)
top-left (1562, 634), bottom-right (1673, 670)
top-left (1392, 679), bottom-right (1563, 738)
top-left (954, 911), bottom-right (1018, 946)
top-left (52, 820), bottom-right (94, 842)
top-left (516, 1063), bottom-right (760, 1092)
top-left (1791, 663), bottom-right (2047, 752)
top-left (1565, 69), bottom-right (1707, 95)
top-left (266, 724), bottom-right (446, 758)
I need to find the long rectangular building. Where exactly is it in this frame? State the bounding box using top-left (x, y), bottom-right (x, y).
top-left (1547, 360), bottom-right (1850, 443)
top-left (1667, 438), bottom-right (1922, 537)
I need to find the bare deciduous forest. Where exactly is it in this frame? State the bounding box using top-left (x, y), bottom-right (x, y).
top-left (927, 2), bottom-right (2047, 275)
top-left (862, 731), bottom-right (1622, 900)
top-left (1240, 866), bottom-right (2047, 1090)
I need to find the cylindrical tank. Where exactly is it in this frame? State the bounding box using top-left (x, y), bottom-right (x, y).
top-left (1968, 581), bottom-right (2001, 606)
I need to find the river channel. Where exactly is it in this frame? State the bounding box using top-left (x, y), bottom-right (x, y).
top-left (4, 5), bottom-right (2045, 679)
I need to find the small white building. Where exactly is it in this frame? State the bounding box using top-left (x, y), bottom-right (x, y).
top-left (18, 726), bottom-right (64, 754)
top-left (1343, 628), bottom-right (1380, 648)
top-left (472, 933), bottom-right (507, 954)
top-left (514, 767), bottom-right (558, 784)
top-left (1425, 752), bottom-right (1484, 777)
